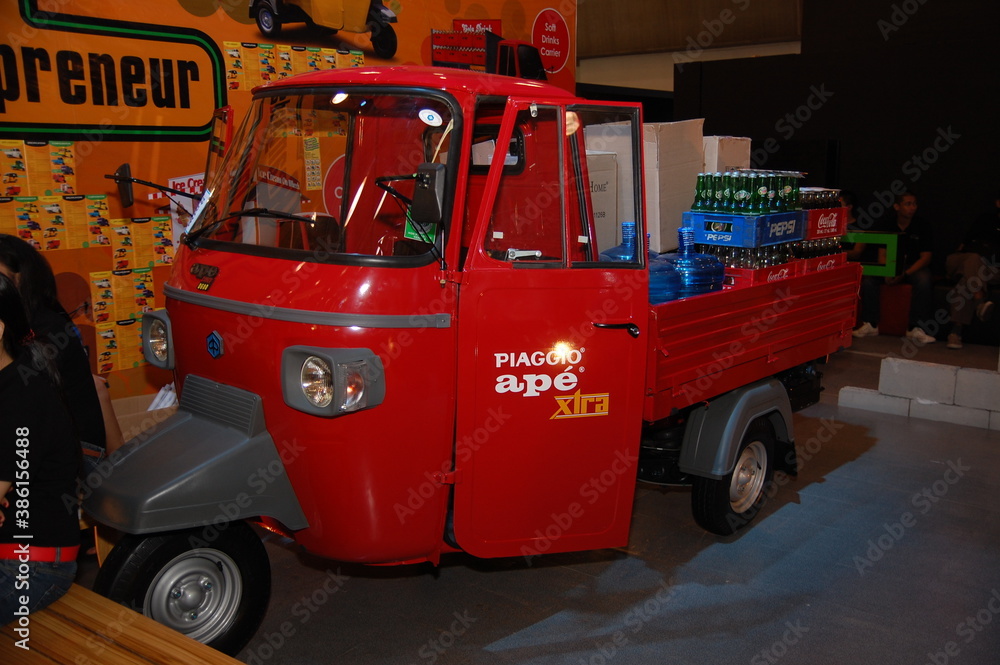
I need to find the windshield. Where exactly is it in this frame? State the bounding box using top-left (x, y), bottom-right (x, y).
top-left (188, 89), bottom-right (458, 263)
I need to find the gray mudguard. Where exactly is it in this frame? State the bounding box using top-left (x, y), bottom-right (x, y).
top-left (678, 378), bottom-right (793, 479)
top-left (82, 375), bottom-right (308, 534)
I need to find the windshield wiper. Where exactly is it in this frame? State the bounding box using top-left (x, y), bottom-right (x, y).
top-left (183, 207), bottom-right (318, 246)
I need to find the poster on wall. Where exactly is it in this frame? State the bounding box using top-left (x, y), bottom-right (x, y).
top-left (0, 0), bottom-right (578, 228)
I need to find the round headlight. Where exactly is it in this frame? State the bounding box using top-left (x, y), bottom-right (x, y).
top-left (148, 319), bottom-right (169, 362)
top-left (300, 356), bottom-right (333, 407)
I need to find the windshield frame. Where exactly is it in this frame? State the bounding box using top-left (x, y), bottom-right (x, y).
top-left (189, 85), bottom-right (463, 269)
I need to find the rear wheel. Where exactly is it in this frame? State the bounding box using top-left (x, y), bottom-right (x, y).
top-left (93, 521), bottom-right (270, 655)
top-left (370, 23), bottom-right (397, 59)
top-left (692, 418), bottom-right (775, 535)
top-left (256, 6), bottom-right (281, 38)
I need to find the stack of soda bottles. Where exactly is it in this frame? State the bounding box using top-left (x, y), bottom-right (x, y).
top-left (684, 173), bottom-right (848, 282)
top-left (691, 170), bottom-right (801, 215)
top-left (791, 187), bottom-right (849, 268)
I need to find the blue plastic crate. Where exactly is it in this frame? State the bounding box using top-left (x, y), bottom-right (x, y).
top-left (682, 211), bottom-right (806, 248)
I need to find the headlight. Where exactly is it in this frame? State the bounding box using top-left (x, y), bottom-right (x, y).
top-left (300, 356), bottom-right (334, 407)
top-left (148, 319), bottom-right (169, 362)
top-left (141, 311), bottom-right (174, 369)
top-left (282, 347), bottom-right (385, 417)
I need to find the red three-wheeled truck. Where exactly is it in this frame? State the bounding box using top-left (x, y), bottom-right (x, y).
top-left (87, 66), bottom-right (860, 654)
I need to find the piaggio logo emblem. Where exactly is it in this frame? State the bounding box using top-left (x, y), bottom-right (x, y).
top-left (206, 331), bottom-right (224, 359)
top-left (191, 263), bottom-right (219, 291)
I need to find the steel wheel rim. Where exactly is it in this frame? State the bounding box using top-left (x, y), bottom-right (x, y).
top-left (145, 549), bottom-right (242, 643)
top-left (730, 440), bottom-right (767, 513)
top-left (259, 10), bottom-right (275, 32)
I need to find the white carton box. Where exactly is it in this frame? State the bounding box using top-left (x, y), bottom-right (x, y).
top-left (703, 135), bottom-right (751, 173)
top-left (584, 119), bottom-right (703, 253)
top-left (644, 119), bottom-right (704, 252)
top-left (586, 151), bottom-right (618, 254)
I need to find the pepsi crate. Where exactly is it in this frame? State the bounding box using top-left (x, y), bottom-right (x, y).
top-left (804, 207), bottom-right (847, 240)
top-left (722, 261), bottom-right (801, 290)
top-left (682, 211), bottom-right (805, 248)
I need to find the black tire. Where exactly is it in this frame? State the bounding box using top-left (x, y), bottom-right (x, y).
top-left (370, 22), bottom-right (397, 59)
top-left (256, 6), bottom-right (282, 38)
top-left (92, 521), bottom-right (270, 656)
top-left (692, 418), bottom-right (775, 535)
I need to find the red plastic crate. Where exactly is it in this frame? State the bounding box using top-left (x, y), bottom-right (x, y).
top-left (798, 252), bottom-right (847, 274)
top-left (722, 261), bottom-right (801, 289)
top-left (804, 207), bottom-right (847, 240)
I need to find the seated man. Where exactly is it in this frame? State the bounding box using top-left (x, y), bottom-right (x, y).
top-left (945, 194), bottom-right (1000, 349)
top-left (854, 191), bottom-right (935, 343)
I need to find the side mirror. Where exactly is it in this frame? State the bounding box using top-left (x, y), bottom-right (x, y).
top-left (410, 163), bottom-right (445, 226)
top-left (112, 163), bottom-right (134, 208)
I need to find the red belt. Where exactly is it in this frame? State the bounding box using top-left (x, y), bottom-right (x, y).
top-left (0, 543), bottom-right (79, 562)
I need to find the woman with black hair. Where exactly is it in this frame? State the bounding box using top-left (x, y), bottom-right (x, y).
top-left (0, 234), bottom-right (120, 471)
top-left (0, 273), bottom-right (81, 622)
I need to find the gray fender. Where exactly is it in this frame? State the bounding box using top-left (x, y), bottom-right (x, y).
top-left (82, 376), bottom-right (308, 535)
top-left (678, 378), bottom-right (794, 480)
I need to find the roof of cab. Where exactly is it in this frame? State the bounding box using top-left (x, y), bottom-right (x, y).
top-left (255, 66), bottom-right (580, 101)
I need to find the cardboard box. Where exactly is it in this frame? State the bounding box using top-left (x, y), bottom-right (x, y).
top-left (585, 151), bottom-right (619, 253)
top-left (703, 135), bottom-right (751, 173)
top-left (644, 119), bottom-right (704, 252)
top-left (112, 393), bottom-right (177, 443)
top-left (584, 119), bottom-right (703, 253)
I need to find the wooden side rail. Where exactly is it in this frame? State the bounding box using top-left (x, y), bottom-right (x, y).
top-left (0, 584), bottom-right (240, 664)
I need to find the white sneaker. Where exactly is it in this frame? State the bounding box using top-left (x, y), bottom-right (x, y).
top-left (852, 322), bottom-right (879, 338)
top-left (906, 327), bottom-right (936, 344)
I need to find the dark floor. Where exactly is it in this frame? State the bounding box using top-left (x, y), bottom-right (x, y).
top-left (77, 338), bottom-right (1000, 665)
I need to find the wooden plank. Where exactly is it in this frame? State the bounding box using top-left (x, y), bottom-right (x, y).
top-left (0, 586), bottom-right (241, 665)
top-left (0, 623), bottom-right (62, 664)
top-left (6, 614), bottom-right (148, 665)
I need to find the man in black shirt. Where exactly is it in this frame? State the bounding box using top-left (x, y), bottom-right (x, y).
top-left (945, 195), bottom-right (1000, 349)
top-left (854, 192), bottom-right (936, 343)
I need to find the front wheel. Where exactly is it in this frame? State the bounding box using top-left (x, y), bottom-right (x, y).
top-left (691, 418), bottom-right (775, 535)
top-left (92, 521), bottom-right (270, 655)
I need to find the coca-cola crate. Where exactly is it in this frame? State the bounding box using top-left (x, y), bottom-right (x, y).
top-left (798, 252), bottom-right (847, 274)
top-left (804, 207), bottom-right (847, 240)
top-left (722, 261), bottom-right (801, 289)
top-left (682, 211), bottom-right (805, 248)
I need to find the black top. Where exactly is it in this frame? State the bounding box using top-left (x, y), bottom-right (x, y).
top-left (0, 352), bottom-right (81, 547)
top-left (960, 209), bottom-right (1000, 259)
top-left (32, 308), bottom-right (106, 450)
top-left (875, 214), bottom-right (935, 271)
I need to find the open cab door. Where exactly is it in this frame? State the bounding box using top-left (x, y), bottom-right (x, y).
top-left (453, 100), bottom-right (648, 559)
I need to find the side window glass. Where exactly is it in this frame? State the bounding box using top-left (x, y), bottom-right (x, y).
top-left (482, 107), bottom-right (564, 264)
top-left (575, 106), bottom-right (643, 266)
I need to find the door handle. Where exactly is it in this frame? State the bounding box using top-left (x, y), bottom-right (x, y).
top-left (593, 322), bottom-right (640, 338)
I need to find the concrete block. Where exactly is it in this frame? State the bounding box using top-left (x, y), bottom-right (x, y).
top-left (838, 387), bottom-right (910, 417)
top-left (955, 368), bottom-right (1000, 411)
top-left (910, 400), bottom-right (990, 429)
top-left (878, 358), bottom-right (957, 404)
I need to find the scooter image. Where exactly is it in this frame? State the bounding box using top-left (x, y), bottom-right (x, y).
top-left (250, 0), bottom-right (398, 59)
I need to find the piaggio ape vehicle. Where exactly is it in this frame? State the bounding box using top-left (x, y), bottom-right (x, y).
top-left (87, 66), bottom-right (860, 654)
top-left (250, 0), bottom-right (398, 59)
